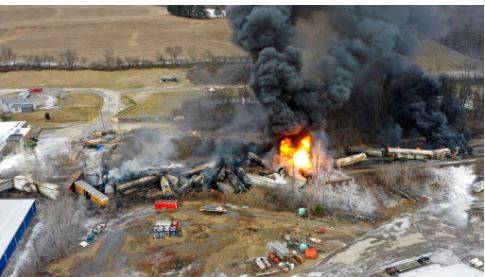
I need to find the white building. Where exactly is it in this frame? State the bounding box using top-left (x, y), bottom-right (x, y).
top-left (0, 199), bottom-right (37, 275)
top-left (2, 98), bottom-right (36, 113)
top-left (0, 121), bottom-right (32, 158)
top-left (205, 6), bottom-right (226, 18)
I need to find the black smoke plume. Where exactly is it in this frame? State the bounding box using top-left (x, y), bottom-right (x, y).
top-left (228, 6), bottom-right (331, 136)
top-left (228, 6), bottom-right (472, 153)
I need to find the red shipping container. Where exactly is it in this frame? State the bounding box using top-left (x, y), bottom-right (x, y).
top-left (155, 200), bottom-right (179, 211)
top-left (305, 248), bottom-right (318, 259)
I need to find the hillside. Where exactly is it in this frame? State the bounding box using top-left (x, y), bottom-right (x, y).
top-left (0, 6), bottom-right (482, 76)
top-left (0, 6), bottom-right (244, 62)
top-left (414, 39), bottom-right (483, 75)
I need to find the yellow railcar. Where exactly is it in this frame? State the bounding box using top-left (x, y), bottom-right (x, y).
top-left (74, 180), bottom-right (109, 207)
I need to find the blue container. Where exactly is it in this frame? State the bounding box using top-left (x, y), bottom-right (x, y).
top-left (299, 243), bottom-right (308, 252)
top-left (298, 207), bottom-right (306, 217)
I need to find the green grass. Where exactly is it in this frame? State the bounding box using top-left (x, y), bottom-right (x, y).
top-left (7, 92), bottom-right (102, 126)
top-left (119, 90), bottom-right (204, 118)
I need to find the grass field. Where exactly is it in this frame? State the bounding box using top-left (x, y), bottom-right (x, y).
top-left (118, 90), bottom-right (204, 118)
top-left (6, 92), bottom-right (102, 126)
top-left (0, 68), bottom-right (191, 89)
top-left (0, 6), bottom-right (243, 62)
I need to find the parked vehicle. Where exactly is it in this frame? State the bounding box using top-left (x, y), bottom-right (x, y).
top-left (28, 88), bottom-right (43, 93)
top-left (385, 257), bottom-right (431, 275)
top-left (161, 76), bottom-right (178, 82)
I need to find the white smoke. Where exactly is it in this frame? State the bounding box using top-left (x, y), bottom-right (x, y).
top-left (421, 165), bottom-right (476, 228)
top-left (0, 137), bottom-right (70, 178)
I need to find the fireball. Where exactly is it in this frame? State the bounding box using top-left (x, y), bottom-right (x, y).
top-left (277, 133), bottom-right (313, 176)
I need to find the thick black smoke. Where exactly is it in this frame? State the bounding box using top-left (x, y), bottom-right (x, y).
top-left (228, 6), bottom-right (472, 153)
top-left (228, 6), bottom-right (331, 136)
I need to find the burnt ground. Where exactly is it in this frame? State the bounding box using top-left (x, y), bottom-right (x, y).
top-left (44, 200), bottom-right (373, 276)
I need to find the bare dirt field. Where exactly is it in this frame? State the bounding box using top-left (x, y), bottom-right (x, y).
top-left (0, 68), bottom-right (192, 89)
top-left (44, 198), bottom-right (372, 276)
top-left (0, 6), bottom-right (244, 62)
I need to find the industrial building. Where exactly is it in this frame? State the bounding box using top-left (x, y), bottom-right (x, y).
top-left (0, 121), bottom-right (32, 158)
top-left (2, 98), bottom-right (36, 113)
top-left (0, 199), bottom-right (37, 275)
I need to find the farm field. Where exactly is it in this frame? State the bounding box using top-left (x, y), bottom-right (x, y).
top-left (0, 6), bottom-right (244, 62)
top-left (414, 39), bottom-right (483, 74)
top-left (0, 68), bottom-right (191, 89)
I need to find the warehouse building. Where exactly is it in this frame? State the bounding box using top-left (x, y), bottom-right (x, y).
top-left (0, 199), bottom-right (37, 275)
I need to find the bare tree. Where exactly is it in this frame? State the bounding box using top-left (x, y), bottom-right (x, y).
top-left (59, 49), bottom-right (79, 69)
top-left (41, 53), bottom-right (55, 68)
top-left (205, 50), bottom-right (215, 63)
top-left (185, 45), bottom-right (197, 61)
top-left (12, 194), bottom-right (87, 276)
top-left (165, 46), bottom-right (183, 63)
top-left (1, 46), bottom-right (15, 67)
top-left (155, 50), bottom-right (165, 64)
top-left (104, 49), bottom-right (115, 69)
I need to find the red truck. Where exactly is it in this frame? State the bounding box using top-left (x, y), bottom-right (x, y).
top-left (154, 200), bottom-right (179, 212)
top-left (28, 88), bottom-right (43, 93)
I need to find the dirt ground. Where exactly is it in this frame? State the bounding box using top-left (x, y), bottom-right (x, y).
top-left (0, 68), bottom-right (191, 89)
top-left (44, 199), bottom-right (372, 276)
top-left (0, 6), bottom-right (243, 62)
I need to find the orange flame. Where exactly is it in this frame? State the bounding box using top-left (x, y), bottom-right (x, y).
top-left (278, 133), bottom-right (313, 176)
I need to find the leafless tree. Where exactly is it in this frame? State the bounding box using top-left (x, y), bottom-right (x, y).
top-left (185, 45), bottom-right (197, 61)
top-left (12, 194), bottom-right (87, 276)
top-left (41, 54), bottom-right (55, 68)
top-left (104, 49), bottom-right (115, 69)
top-left (1, 46), bottom-right (15, 66)
top-left (59, 49), bottom-right (79, 69)
top-left (165, 46), bottom-right (183, 63)
top-left (205, 50), bottom-right (215, 63)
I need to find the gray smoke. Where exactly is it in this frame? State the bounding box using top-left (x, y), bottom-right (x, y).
top-left (228, 6), bottom-right (472, 152)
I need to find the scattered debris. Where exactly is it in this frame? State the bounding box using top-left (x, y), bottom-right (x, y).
top-left (385, 256), bottom-right (432, 275)
top-left (37, 182), bottom-right (60, 200)
top-left (154, 219), bottom-right (181, 239)
top-left (267, 242), bottom-right (290, 259)
top-left (79, 241), bottom-right (89, 248)
top-left (472, 180), bottom-right (484, 193)
top-left (466, 257), bottom-right (484, 271)
top-left (199, 204), bottom-right (227, 213)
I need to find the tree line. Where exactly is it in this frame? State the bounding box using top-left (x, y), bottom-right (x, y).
top-left (167, 5), bottom-right (209, 19)
top-left (0, 46), bottom-right (250, 72)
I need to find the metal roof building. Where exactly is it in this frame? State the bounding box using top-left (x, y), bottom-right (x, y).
top-left (0, 199), bottom-right (36, 275)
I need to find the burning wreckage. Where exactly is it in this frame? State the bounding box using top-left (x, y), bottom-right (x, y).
top-left (95, 131), bottom-right (460, 206)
